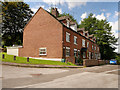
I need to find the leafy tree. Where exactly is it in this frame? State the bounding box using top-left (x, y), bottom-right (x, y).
top-left (78, 13), bottom-right (118, 60)
top-left (2, 1), bottom-right (33, 46)
top-left (58, 12), bottom-right (78, 25)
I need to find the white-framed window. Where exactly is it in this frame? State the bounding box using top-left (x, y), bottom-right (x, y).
top-left (82, 39), bottom-right (85, 47)
top-left (92, 45), bottom-right (94, 50)
top-left (87, 42), bottom-right (89, 48)
top-left (66, 32), bottom-right (70, 42)
top-left (74, 36), bottom-right (77, 45)
top-left (66, 47), bottom-right (70, 57)
top-left (83, 52), bottom-right (86, 58)
top-left (95, 46), bottom-right (96, 50)
top-left (67, 19), bottom-right (70, 27)
top-left (74, 49), bottom-right (77, 57)
top-left (39, 48), bottom-right (47, 55)
top-left (78, 50), bottom-right (80, 57)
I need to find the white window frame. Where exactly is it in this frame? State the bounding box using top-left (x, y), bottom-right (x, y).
top-left (67, 19), bottom-right (70, 27)
top-left (78, 50), bottom-right (80, 56)
top-left (66, 32), bottom-right (70, 42)
top-left (39, 48), bottom-right (47, 55)
top-left (74, 49), bottom-right (77, 57)
top-left (87, 42), bottom-right (89, 48)
top-left (74, 36), bottom-right (77, 45)
top-left (66, 47), bottom-right (70, 57)
top-left (82, 39), bottom-right (85, 47)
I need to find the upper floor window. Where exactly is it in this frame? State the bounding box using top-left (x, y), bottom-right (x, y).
top-left (82, 39), bottom-right (85, 47)
top-left (87, 42), bottom-right (89, 48)
top-left (70, 24), bottom-right (77, 32)
top-left (39, 48), bottom-right (47, 55)
top-left (74, 36), bottom-right (77, 45)
top-left (67, 19), bottom-right (70, 27)
top-left (66, 47), bottom-right (70, 57)
top-left (66, 32), bottom-right (70, 42)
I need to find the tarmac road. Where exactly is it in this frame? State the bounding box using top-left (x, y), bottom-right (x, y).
top-left (1, 64), bottom-right (119, 88)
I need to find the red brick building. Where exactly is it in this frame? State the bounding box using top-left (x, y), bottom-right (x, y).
top-left (19, 7), bottom-right (101, 64)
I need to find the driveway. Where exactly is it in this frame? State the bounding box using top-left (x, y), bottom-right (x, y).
top-left (1, 64), bottom-right (119, 88)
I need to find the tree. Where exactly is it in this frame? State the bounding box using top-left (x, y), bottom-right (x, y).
top-left (78, 13), bottom-right (118, 60)
top-left (58, 12), bottom-right (78, 25)
top-left (2, 1), bottom-right (33, 46)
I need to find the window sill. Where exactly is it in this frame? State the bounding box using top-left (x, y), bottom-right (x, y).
top-left (39, 54), bottom-right (47, 56)
top-left (66, 41), bottom-right (70, 43)
top-left (74, 43), bottom-right (78, 45)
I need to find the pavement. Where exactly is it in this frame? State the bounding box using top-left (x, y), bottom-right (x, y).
top-left (1, 64), bottom-right (119, 88)
top-left (2, 61), bottom-right (83, 68)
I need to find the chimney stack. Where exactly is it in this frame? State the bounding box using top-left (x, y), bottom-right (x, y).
top-left (51, 8), bottom-right (59, 17)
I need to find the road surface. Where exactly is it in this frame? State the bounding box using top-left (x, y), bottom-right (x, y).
top-left (1, 64), bottom-right (119, 88)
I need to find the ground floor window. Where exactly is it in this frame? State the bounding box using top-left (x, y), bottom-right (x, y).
top-left (39, 48), bottom-right (47, 55)
top-left (66, 47), bottom-right (70, 57)
top-left (74, 49), bottom-right (77, 57)
top-left (78, 50), bottom-right (80, 57)
top-left (83, 52), bottom-right (86, 58)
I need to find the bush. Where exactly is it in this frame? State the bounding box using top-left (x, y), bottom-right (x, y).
top-left (115, 56), bottom-right (120, 64)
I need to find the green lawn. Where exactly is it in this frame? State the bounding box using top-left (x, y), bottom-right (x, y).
top-left (1, 53), bottom-right (76, 66)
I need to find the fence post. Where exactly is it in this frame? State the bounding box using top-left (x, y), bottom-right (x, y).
top-left (27, 57), bottom-right (29, 62)
top-left (14, 56), bottom-right (16, 60)
top-left (2, 54), bottom-right (5, 59)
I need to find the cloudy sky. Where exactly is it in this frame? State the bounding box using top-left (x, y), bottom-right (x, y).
top-left (25, 0), bottom-right (120, 53)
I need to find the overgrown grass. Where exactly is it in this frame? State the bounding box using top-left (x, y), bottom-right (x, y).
top-left (1, 53), bottom-right (76, 66)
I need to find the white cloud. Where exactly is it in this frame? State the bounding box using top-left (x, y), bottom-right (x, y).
top-left (114, 11), bottom-right (120, 18)
top-left (109, 20), bottom-right (118, 52)
top-left (31, 8), bottom-right (38, 14)
top-left (31, 5), bottom-right (45, 14)
top-left (58, 8), bottom-right (62, 14)
top-left (109, 20), bottom-right (118, 38)
top-left (66, 1), bottom-right (87, 9)
top-left (96, 13), bottom-right (106, 20)
top-left (42, 0), bottom-right (64, 6)
top-left (81, 12), bottom-right (87, 20)
top-left (101, 9), bottom-right (106, 12)
top-left (106, 13), bottom-right (111, 18)
top-left (42, 0), bottom-right (87, 9)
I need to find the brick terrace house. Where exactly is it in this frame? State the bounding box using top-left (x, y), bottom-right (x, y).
top-left (19, 7), bottom-right (101, 64)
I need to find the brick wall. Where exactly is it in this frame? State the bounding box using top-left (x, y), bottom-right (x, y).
top-left (19, 8), bottom-right (63, 59)
top-left (83, 59), bottom-right (109, 67)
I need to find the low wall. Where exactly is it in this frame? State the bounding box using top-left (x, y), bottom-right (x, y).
top-left (83, 59), bottom-right (109, 67)
top-left (83, 59), bottom-right (98, 67)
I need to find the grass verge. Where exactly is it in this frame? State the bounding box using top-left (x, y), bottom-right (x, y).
top-left (1, 53), bottom-right (76, 66)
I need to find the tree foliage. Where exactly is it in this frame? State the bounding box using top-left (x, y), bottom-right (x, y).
top-left (2, 1), bottom-right (33, 46)
top-left (78, 13), bottom-right (118, 60)
top-left (59, 12), bottom-right (78, 25)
